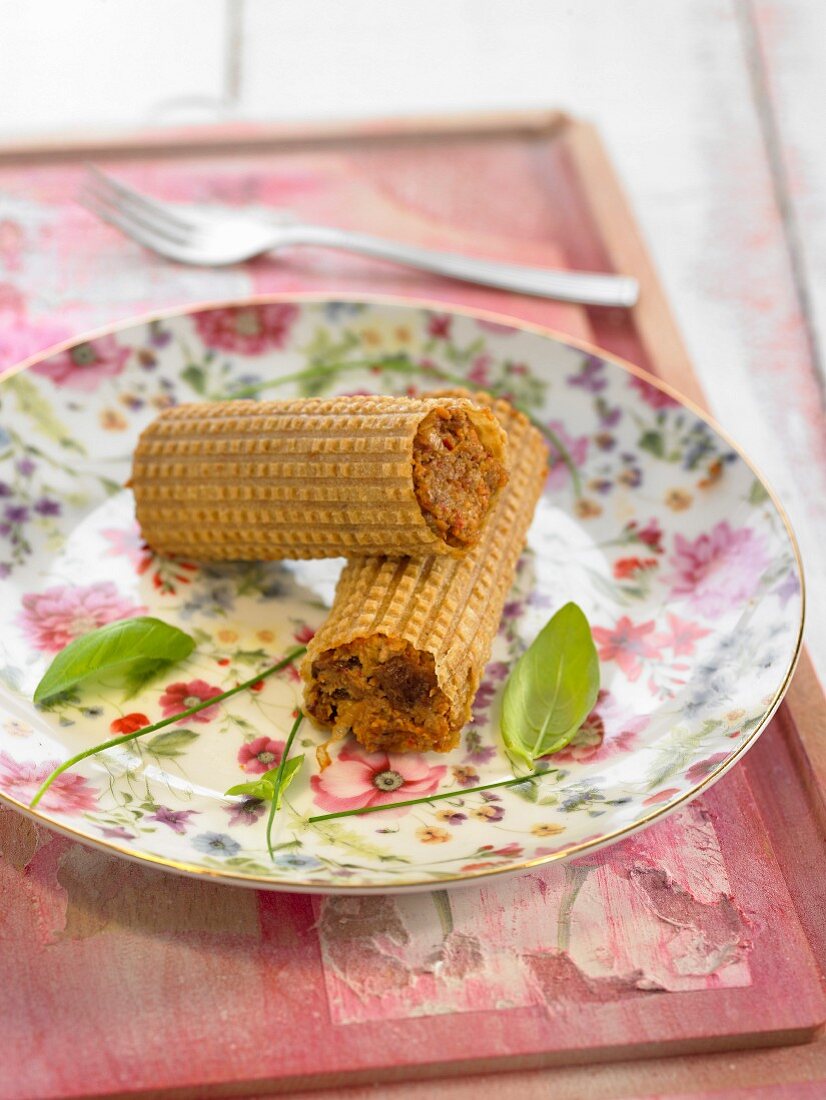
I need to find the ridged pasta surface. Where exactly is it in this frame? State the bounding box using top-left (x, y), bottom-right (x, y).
top-left (131, 395), bottom-right (506, 559)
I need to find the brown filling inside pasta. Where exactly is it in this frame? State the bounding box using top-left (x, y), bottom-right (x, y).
top-left (306, 634), bottom-right (454, 754)
top-left (412, 408), bottom-right (508, 549)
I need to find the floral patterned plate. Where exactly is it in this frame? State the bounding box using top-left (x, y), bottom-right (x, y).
top-left (0, 296), bottom-right (804, 893)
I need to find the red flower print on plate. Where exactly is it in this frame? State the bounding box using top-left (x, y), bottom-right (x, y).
top-left (193, 303), bottom-right (299, 355)
top-left (427, 313), bottom-right (452, 339)
top-left (31, 335), bottom-right (129, 392)
top-left (643, 787), bottom-right (681, 806)
top-left (18, 582), bottom-right (144, 652)
top-left (548, 690), bottom-right (648, 765)
top-left (237, 736), bottom-right (286, 774)
top-left (654, 613), bottom-right (711, 657)
top-left (554, 713), bottom-right (606, 763)
top-left (488, 842), bottom-right (523, 858)
top-left (0, 751), bottom-right (97, 814)
top-left (311, 741), bottom-right (446, 817)
top-left (592, 616), bottom-right (660, 681)
top-left (666, 521), bottom-right (770, 618)
top-left (460, 843), bottom-right (524, 871)
top-left (613, 556), bottom-right (658, 581)
top-left (685, 752), bottom-right (729, 784)
top-left (635, 519), bottom-right (664, 553)
top-left (461, 860), bottom-right (510, 872)
top-left (159, 680), bottom-right (223, 724)
top-left (110, 713), bottom-right (150, 735)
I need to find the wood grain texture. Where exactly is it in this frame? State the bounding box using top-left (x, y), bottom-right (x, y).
top-left (751, 0), bottom-right (826, 397)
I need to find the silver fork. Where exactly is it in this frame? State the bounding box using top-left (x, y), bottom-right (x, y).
top-left (81, 170), bottom-right (639, 308)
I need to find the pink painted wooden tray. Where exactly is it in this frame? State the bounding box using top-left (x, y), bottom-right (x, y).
top-left (0, 112), bottom-right (824, 1099)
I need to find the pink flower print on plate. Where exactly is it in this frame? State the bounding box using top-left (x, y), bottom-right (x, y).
top-left (550, 690), bottom-right (648, 765)
top-left (18, 581), bottom-right (144, 653)
top-left (628, 372), bottom-right (679, 409)
top-left (467, 353), bottom-right (492, 386)
top-left (149, 806), bottom-right (200, 834)
top-left (31, 334), bottom-right (129, 391)
top-left (666, 521), bottom-right (771, 618)
top-left (592, 616), bottom-right (660, 682)
top-left (101, 524), bottom-right (153, 572)
top-left (311, 741), bottom-right (447, 817)
top-left (237, 736), bottom-right (286, 774)
top-left (0, 751), bottom-right (97, 814)
top-left (193, 303), bottom-right (299, 355)
top-left (654, 613), bottom-right (712, 658)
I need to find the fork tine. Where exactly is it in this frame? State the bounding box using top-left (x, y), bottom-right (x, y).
top-left (84, 179), bottom-right (196, 245)
top-left (80, 184), bottom-right (195, 248)
top-left (84, 182), bottom-right (194, 247)
top-left (80, 192), bottom-right (192, 261)
top-left (86, 167), bottom-right (198, 237)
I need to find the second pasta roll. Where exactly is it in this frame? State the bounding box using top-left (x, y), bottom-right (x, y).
top-left (131, 394), bottom-right (508, 560)
top-left (301, 391), bottom-right (548, 756)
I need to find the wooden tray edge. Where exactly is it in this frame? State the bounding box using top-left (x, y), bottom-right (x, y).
top-left (0, 108), bottom-right (569, 165)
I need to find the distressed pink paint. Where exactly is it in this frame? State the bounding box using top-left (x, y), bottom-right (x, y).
top-left (314, 803), bottom-right (750, 1027)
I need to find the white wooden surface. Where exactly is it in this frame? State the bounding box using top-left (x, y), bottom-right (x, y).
top-left (0, 0), bottom-right (823, 682)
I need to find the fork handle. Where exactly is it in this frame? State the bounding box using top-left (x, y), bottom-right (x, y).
top-left (282, 225), bottom-right (639, 308)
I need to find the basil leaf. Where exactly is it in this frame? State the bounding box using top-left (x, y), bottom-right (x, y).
top-left (273, 754), bottom-right (304, 809)
top-left (121, 658), bottom-right (177, 698)
top-left (33, 616), bottom-right (195, 704)
top-left (181, 363), bottom-right (207, 395)
top-left (147, 729), bottom-right (199, 757)
top-left (225, 760), bottom-right (284, 801)
top-left (225, 779), bottom-right (270, 799)
top-left (225, 755), bottom-right (304, 806)
top-left (501, 602), bottom-right (600, 772)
